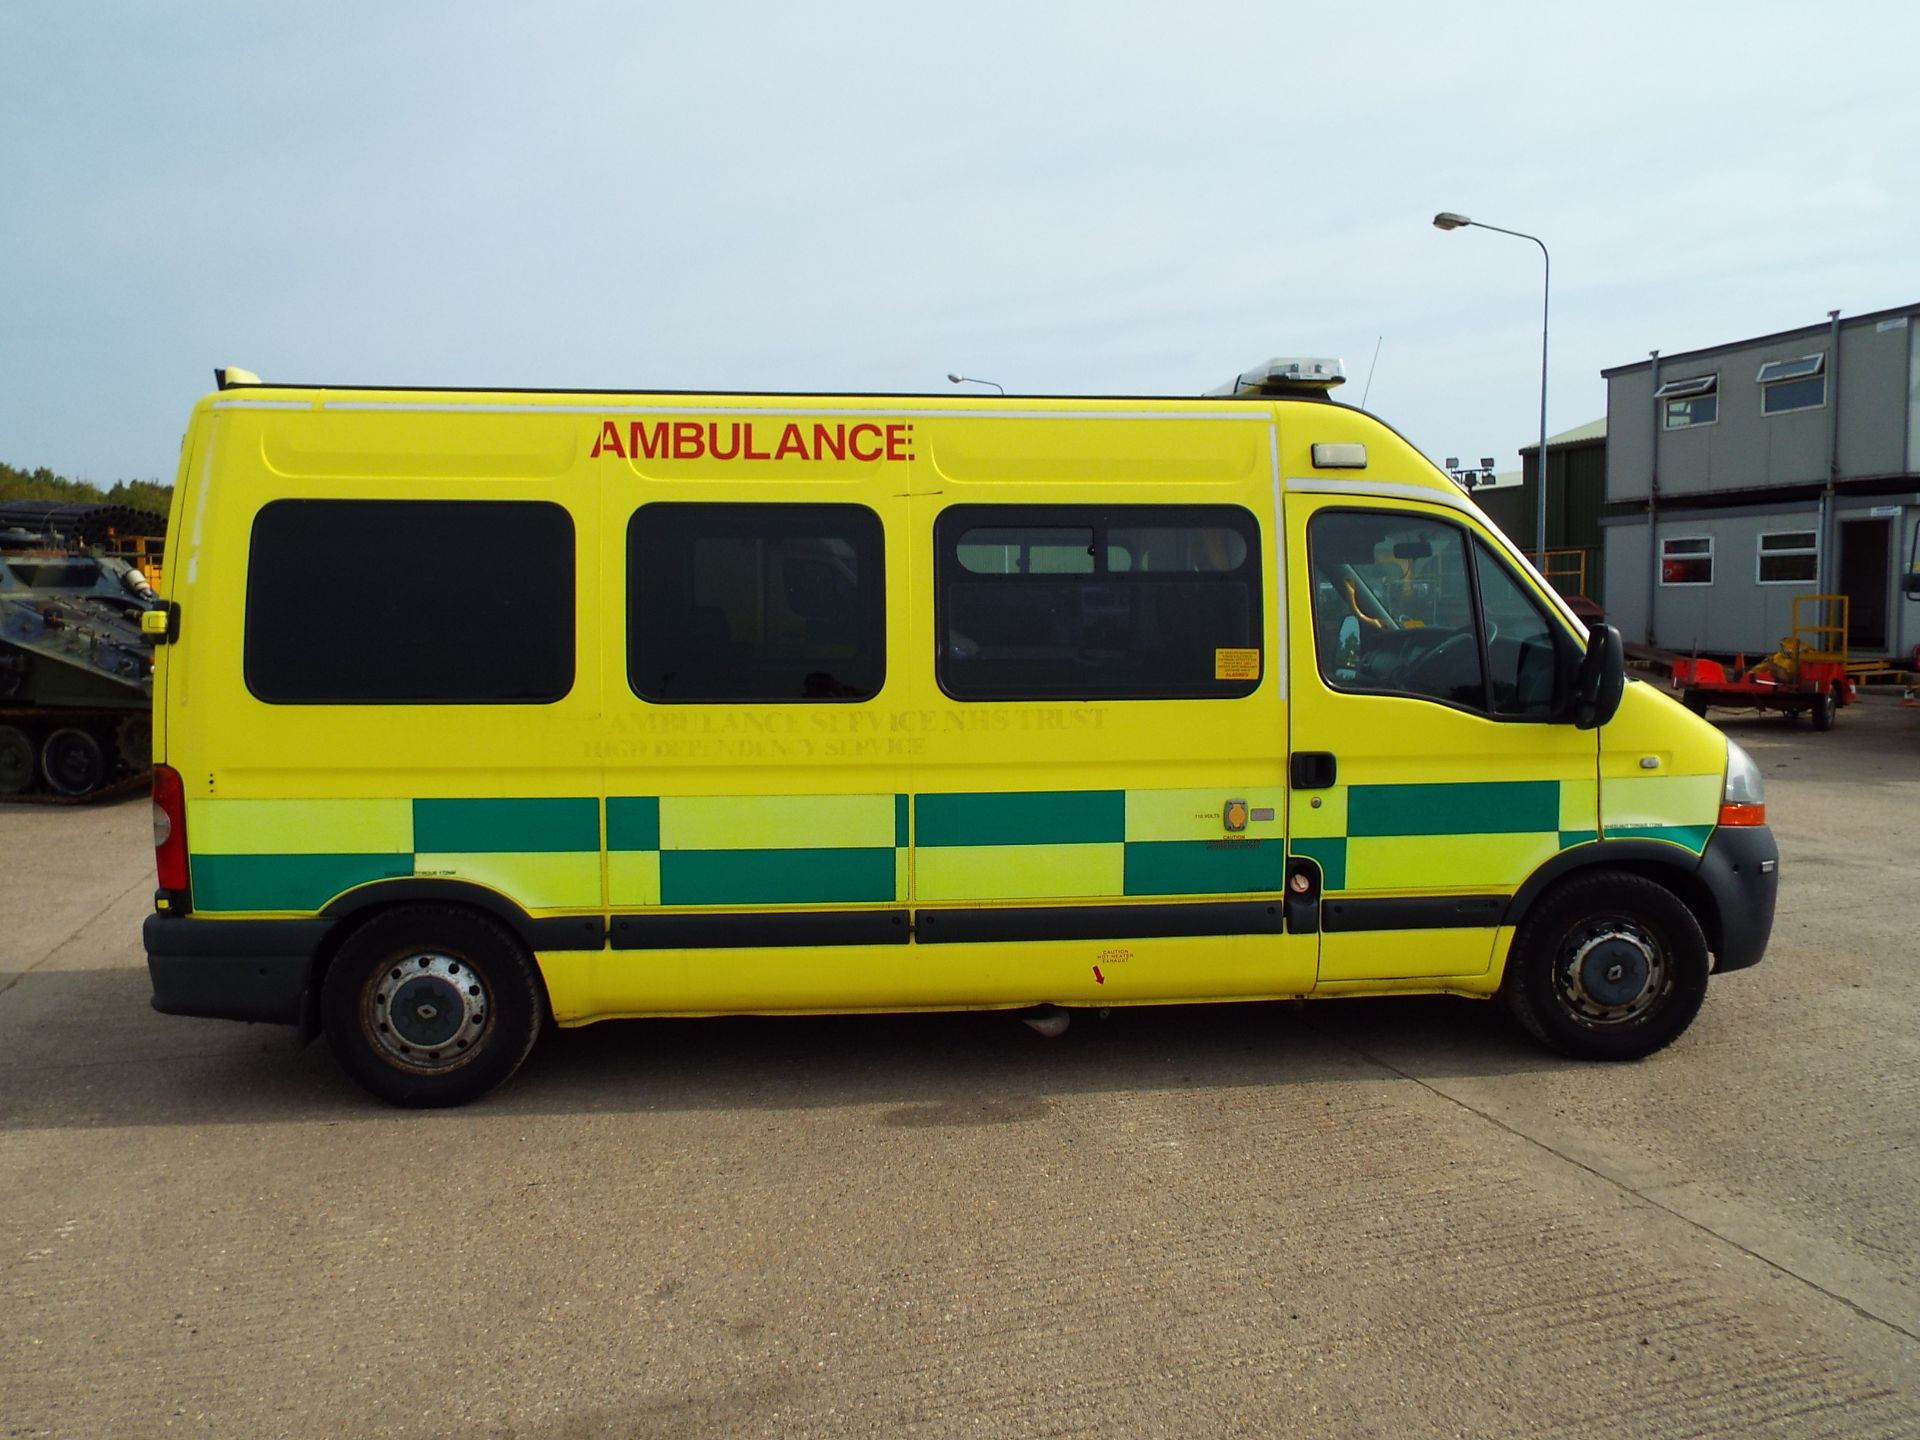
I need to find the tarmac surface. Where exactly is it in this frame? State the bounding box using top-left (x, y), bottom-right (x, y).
top-left (3, 693), bottom-right (1918, 1438)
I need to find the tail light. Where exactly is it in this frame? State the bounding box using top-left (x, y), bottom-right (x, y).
top-left (153, 764), bottom-right (189, 895)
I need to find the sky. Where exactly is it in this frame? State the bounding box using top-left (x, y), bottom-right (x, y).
top-left (4, 1), bottom-right (1916, 485)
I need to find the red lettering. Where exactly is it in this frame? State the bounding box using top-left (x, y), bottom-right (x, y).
top-left (672, 422), bottom-right (706, 460)
top-left (813, 423), bottom-right (846, 460)
top-left (629, 421), bottom-right (668, 459)
top-left (709, 422), bottom-right (742, 460)
top-left (775, 423), bottom-right (809, 460)
top-left (591, 420), bottom-right (626, 460)
top-left (743, 424), bottom-right (770, 460)
top-left (885, 423), bottom-right (908, 462)
top-left (848, 423), bottom-right (883, 462)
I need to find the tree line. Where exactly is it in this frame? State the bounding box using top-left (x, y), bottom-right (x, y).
top-left (0, 461), bottom-right (171, 518)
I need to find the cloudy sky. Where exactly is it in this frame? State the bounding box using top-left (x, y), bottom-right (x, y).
top-left (4, 1), bottom-right (1915, 484)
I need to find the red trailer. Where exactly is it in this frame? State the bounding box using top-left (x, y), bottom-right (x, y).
top-left (1669, 595), bottom-right (1857, 731)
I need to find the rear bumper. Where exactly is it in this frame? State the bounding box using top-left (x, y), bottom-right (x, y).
top-left (1698, 825), bottom-right (1778, 974)
top-left (144, 914), bottom-right (332, 1025)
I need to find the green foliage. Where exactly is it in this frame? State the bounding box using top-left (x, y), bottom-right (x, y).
top-left (0, 461), bottom-right (170, 518)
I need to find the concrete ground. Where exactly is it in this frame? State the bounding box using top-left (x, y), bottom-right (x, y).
top-left (2, 695), bottom-right (1917, 1438)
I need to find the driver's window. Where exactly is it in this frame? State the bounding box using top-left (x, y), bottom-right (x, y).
top-left (1307, 510), bottom-right (1483, 707)
top-left (1474, 542), bottom-right (1560, 719)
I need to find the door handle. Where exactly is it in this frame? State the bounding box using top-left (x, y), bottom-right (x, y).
top-left (1291, 751), bottom-right (1338, 789)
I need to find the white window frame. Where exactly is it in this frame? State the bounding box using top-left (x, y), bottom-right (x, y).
top-left (1655, 373), bottom-right (1719, 430)
top-left (1758, 352), bottom-right (1827, 416)
top-left (1659, 535), bottom-right (1714, 587)
top-left (1755, 529), bottom-right (1819, 585)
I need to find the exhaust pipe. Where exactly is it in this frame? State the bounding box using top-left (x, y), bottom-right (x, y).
top-left (1022, 1005), bottom-right (1071, 1038)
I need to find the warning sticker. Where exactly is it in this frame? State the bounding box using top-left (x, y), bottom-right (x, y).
top-left (1214, 648), bottom-right (1261, 682)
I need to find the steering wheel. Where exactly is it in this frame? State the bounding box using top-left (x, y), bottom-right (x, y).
top-left (1401, 631), bottom-right (1476, 696)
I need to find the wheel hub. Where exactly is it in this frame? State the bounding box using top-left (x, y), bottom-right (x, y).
top-left (1560, 923), bottom-right (1665, 1023)
top-left (366, 954), bottom-right (487, 1069)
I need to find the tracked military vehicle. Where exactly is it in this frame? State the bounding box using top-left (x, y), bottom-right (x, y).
top-left (0, 502), bottom-right (165, 798)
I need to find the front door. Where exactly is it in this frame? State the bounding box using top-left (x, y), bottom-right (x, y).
top-left (1284, 493), bottom-right (1599, 982)
top-left (1839, 518), bottom-right (1890, 651)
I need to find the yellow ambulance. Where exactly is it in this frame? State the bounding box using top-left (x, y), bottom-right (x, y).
top-left (142, 360), bottom-right (1778, 1106)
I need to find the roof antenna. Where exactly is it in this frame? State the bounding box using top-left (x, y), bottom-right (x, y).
top-left (1359, 336), bottom-right (1383, 408)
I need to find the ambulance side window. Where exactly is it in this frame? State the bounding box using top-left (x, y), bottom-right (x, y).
top-left (935, 504), bottom-right (1261, 701)
top-left (245, 499), bottom-right (574, 705)
top-left (1308, 511), bottom-right (1484, 708)
top-left (628, 503), bottom-right (885, 703)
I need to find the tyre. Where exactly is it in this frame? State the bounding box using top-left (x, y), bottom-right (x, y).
top-left (320, 905), bottom-right (543, 1107)
top-left (0, 725), bottom-right (35, 795)
top-left (1501, 871), bottom-right (1710, 1061)
top-left (1810, 688), bottom-right (1837, 732)
top-left (41, 726), bottom-right (106, 796)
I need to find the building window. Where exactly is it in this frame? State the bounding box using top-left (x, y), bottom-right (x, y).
top-left (627, 503), bottom-right (885, 703)
top-left (1660, 536), bottom-right (1714, 587)
top-left (1758, 354), bottom-right (1826, 415)
top-left (246, 499), bottom-right (575, 704)
top-left (936, 504), bottom-right (1262, 700)
top-left (1654, 374), bottom-right (1717, 429)
top-left (1757, 530), bottom-right (1819, 585)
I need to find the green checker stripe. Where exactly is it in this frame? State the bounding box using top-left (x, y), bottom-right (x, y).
top-left (1347, 781), bottom-right (1559, 838)
top-left (895, 793), bottom-right (909, 848)
top-left (1288, 837), bottom-right (1347, 892)
top-left (1559, 829), bottom-right (1600, 849)
top-left (607, 797), bottom-right (661, 852)
top-left (191, 853), bottom-right (413, 912)
top-left (413, 798), bottom-right (598, 854)
top-left (660, 848), bottom-right (897, 906)
top-left (1124, 840), bottom-right (1285, 896)
top-left (1606, 823), bottom-right (1712, 855)
top-left (916, 791), bottom-right (1124, 848)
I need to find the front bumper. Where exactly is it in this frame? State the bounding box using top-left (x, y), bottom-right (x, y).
top-left (145, 914), bottom-right (333, 1025)
top-left (1698, 825), bottom-right (1778, 974)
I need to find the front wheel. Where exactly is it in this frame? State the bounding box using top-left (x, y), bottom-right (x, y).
top-left (1501, 872), bottom-right (1709, 1061)
top-left (321, 905), bottom-right (543, 1107)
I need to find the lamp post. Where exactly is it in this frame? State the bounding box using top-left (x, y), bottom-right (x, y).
top-left (946, 373), bottom-right (1004, 394)
top-left (1433, 211), bottom-right (1550, 561)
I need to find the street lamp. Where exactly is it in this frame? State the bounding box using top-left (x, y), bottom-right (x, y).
top-left (946, 373), bottom-right (1005, 394)
top-left (1433, 211), bottom-right (1551, 561)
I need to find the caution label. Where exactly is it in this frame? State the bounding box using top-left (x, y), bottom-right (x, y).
top-left (1214, 648), bottom-right (1261, 682)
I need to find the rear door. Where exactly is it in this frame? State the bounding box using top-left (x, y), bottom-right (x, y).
top-left (1283, 492), bottom-right (1596, 982)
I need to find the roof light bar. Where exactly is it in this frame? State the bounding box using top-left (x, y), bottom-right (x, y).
top-left (1207, 357), bottom-right (1347, 398)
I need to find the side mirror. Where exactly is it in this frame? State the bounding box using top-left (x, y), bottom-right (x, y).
top-left (1570, 622), bottom-right (1625, 730)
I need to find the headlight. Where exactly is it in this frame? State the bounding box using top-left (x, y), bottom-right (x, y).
top-left (1723, 739), bottom-right (1764, 806)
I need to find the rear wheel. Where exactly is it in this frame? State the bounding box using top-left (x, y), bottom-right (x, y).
top-left (0, 725), bottom-right (35, 794)
top-left (41, 727), bottom-right (106, 796)
top-left (321, 906), bottom-right (543, 1107)
top-left (1502, 871), bottom-right (1709, 1061)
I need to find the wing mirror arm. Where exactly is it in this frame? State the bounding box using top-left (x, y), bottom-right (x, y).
top-left (1569, 622), bottom-right (1625, 730)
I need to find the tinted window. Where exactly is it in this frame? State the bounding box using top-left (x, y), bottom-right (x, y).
top-left (937, 505), bottom-right (1262, 700)
top-left (628, 503), bottom-right (884, 702)
top-left (246, 499), bottom-right (574, 704)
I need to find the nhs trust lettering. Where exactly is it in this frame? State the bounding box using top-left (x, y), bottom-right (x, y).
top-left (590, 419), bottom-right (916, 464)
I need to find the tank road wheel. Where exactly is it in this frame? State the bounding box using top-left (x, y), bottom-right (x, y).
top-left (321, 906), bottom-right (542, 1108)
top-left (1810, 687), bottom-right (1837, 732)
top-left (0, 725), bottom-right (36, 795)
top-left (115, 713), bottom-right (153, 771)
top-left (1502, 871), bottom-right (1710, 1062)
top-left (40, 727), bottom-right (106, 796)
